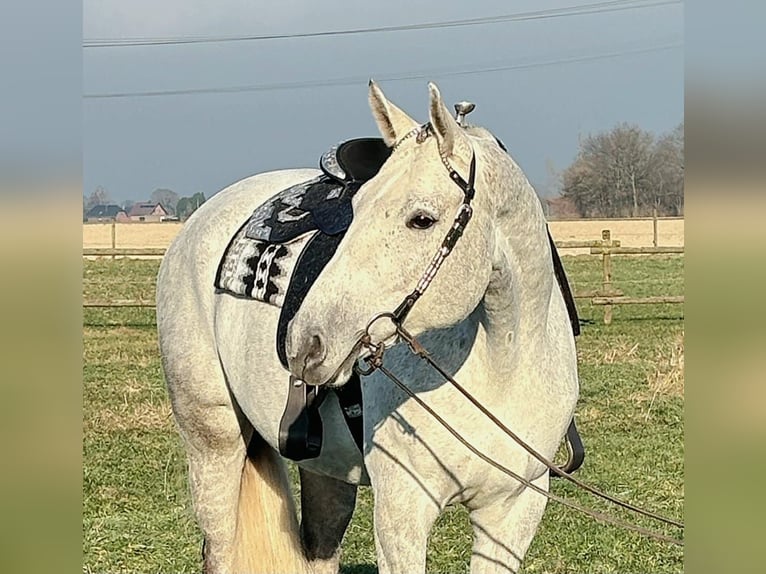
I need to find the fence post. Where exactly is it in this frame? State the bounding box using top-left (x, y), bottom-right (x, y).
top-left (111, 221), bottom-right (116, 260)
top-left (652, 207), bottom-right (658, 247)
top-left (601, 229), bottom-right (614, 325)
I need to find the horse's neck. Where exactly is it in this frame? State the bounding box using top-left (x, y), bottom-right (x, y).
top-left (480, 173), bottom-right (554, 378)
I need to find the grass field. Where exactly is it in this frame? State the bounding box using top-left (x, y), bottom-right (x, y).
top-left (82, 255), bottom-right (684, 573)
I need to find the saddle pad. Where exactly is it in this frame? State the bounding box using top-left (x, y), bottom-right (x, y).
top-left (244, 176), bottom-right (357, 244)
top-left (214, 221), bottom-right (314, 306)
top-left (214, 176), bottom-right (352, 306)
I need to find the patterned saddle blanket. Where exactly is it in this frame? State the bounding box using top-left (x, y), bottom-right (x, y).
top-left (214, 138), bottom-right (390, 309)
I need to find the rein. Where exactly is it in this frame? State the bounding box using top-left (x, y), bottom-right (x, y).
top-left (353, 122), bottom-right (684, 546)
top-left (358, 317), bottom-right (685, 547)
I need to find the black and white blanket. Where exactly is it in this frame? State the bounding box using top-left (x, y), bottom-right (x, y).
top-left (214, 175), bottom-right (353, 307)
top-left (215, 137), bottom-right (391, 310)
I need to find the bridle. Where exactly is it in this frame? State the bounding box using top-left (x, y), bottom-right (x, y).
top-left (388, 122), bottom-right (478, 326)
top-left (354, 118), bottom-right (477, 373)
top-left (351, 112), bottom-right (684, 547)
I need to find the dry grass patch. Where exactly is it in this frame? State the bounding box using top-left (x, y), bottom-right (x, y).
top-left (577, 405), bottom-right (605, 423)
top-left (648, 332), bottom-right (684, 398)
top-left (88, 401), bottom-right (173, 432)
top-left (631, 332), bottom-right (684, 419)
top-left (83, 327), bottom-right (158, 366)
top-left (578, 338), bottom-right (640, 365)
top-left (83, 221), bottom-right (183, 249)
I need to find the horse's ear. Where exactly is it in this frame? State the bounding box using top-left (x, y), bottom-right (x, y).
top-left (368, 80), bottom-right (418, 147)
top-left (428, 82), bottom-right (470, 162)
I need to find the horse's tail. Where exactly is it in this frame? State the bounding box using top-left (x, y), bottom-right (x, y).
top-left (231, 434), bottom-right (309, 574)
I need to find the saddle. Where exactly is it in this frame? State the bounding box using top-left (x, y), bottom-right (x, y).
top-left (215, 136), bottom-right (584, 472)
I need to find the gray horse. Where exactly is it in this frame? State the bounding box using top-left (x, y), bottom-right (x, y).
top-left (157, 81), bottom-right (578, 574)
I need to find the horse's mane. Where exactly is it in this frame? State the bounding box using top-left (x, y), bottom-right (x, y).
top-left (463, 125), bottom-right (497, 141)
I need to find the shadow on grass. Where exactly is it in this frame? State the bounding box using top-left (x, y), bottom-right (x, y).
top-left (578, 314), bottom-right (684, 327)
top-left (614, 314), bottom-right (684, 323)
top-left (341, 564), bottom-right (377, 574)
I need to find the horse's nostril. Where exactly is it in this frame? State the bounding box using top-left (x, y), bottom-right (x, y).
top-left (287, 328), bottom-right (329, 383)
top-left (304, 333), bottom-right (326, 370)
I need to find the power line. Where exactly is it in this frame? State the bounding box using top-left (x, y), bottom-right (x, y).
top-left (83, 42), bottom-right (682, 100)
top-left (83, 0), bottom-right (681, 47)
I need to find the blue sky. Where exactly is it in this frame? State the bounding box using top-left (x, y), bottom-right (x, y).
top-left (83, 0), bottom-right (684, 202)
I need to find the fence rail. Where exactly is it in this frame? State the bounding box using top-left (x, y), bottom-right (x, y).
top-left (592, 295), bottom-right (684, 306)
top-left (83, 228), bottom-right (684, 323)
top-left (589, 246), bottom-right (684, 255)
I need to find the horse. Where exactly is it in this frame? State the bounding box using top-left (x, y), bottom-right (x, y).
top-left (156, 81), bottom-right (579, 574)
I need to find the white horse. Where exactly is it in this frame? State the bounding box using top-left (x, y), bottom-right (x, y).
top-left (157, 81), bottom-right (579, 574)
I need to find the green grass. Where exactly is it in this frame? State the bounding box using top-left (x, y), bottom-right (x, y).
top-left (82, 255), bottom-right (684, 573)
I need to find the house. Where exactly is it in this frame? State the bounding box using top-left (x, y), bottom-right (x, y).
top-left (84, 204), bottom-right (129, 223)
top-left (128, 202), bottom-right (169, 222)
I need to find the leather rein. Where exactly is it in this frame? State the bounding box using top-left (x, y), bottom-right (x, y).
top-left (353, 122), bottom-right (684, 546)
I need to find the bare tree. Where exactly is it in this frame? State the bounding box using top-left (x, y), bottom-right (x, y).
top-left (560, 123), bottom-right (683, 218)
top-left (85, 186), bottom-right (110, 210)
top-left (650, 122), bottom-right (684, 216)
top-left (150, 188), bottom-right (180, 215)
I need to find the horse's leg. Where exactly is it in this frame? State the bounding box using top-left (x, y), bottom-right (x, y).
top-left (369, 473), bottom-right (441, 574)
top-left (298, 467), bottom-right (358, 574)
top-left (182, 405), bottom-right (251, 574)
top-left (184, 405), bottom-right (309, 574)
top-left (468, 473), bottom-right (549, 574)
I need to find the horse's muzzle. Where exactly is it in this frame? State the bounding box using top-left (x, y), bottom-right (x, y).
top-left (286, 328), bottom-right (329, 385)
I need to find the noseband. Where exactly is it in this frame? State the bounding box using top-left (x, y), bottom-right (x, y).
top-left (387, 122), bottom-right (478, 326)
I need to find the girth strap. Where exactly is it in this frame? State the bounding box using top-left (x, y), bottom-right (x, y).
top-left (334, 373), bottom-right (365, 452)
top-left (546, 229), bottom-right (585, 474)
top-left (548, 226), bottom-right (580, 337)
top-left (277, 374), bottom-right (365, 460)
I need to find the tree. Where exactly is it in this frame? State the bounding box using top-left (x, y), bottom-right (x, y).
top-left (560, 123), bottom-right (683, 218)
top-left (176, 192), bottom-right (206, 221)
top-left (150, 188), bottom-right (180, 215)
top-left (649, 123), bottom-right (684, 216)
top-left (85, 186), bottom-right (110, 210)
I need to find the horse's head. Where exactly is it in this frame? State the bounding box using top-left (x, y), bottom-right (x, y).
top-left (286, 81), bottom-right (511, 385)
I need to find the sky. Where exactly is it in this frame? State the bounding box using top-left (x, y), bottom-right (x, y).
top-left (83, 0), bottom-right (684, 203)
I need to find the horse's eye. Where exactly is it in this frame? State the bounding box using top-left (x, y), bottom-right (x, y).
top-left (407, 214), bottom-right (437, 230)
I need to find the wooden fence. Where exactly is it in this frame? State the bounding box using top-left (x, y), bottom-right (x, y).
top-left (83, 228), bottom-right (684, 323)
top-left (582, 229), bottom-right (683, 324)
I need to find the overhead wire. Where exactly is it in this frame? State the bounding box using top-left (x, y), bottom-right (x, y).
top-left (83, 0), bottom-right (681, 47)
top-left (83, 42), bottom-right (682, 99)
